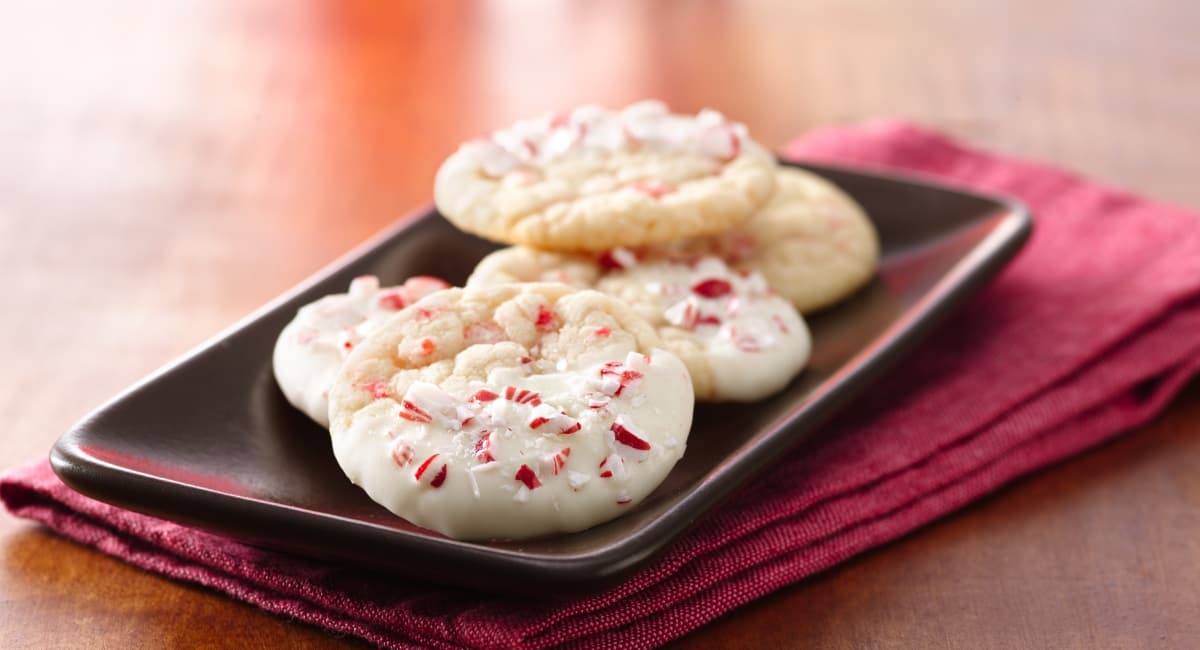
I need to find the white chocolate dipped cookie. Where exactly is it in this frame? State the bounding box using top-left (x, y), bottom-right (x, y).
top-left (273, 275), bottom-right (450, 426)
top-left (434, 100), bottom-right (778, 252)
top-left (667, 167), bottom-right (880, 313)
top-left (467, 249), bottom-right (811, 402)
top-left (326, 283), bottom-right (694, 540)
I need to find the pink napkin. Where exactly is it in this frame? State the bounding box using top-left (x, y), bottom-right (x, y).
top-left (6, 122), bottom-right (1200, 649)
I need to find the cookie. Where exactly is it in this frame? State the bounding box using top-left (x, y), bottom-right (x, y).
top-left (326, 283), bottom-right (694, 540)
top-left (668, 167), bottom-right (880, 312)
top-left (467, 249), bottom-right (811, 402)
top-left (433, 100), bottom-right (778, 252)
top-left (272, 275), bottom-right (450, 426)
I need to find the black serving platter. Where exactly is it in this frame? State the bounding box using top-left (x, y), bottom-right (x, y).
top-left (51, 160), bottom-right (1031, 594)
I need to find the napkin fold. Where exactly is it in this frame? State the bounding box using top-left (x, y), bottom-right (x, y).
top-left (6, 122), bottom-right (1200, 649)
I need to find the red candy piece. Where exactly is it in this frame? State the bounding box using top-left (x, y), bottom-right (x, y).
top-left (377, 290), bottom-right (408, 310)
top-left (471, 389), bottom-right (499, 402)
top-left (515, 464), bottom-right (541, 490)
top-left (599, 362), bottom-right (644, 397)
top-left (391, 442), bottom-right (414, 467)
top-left (399, 400), bottom-right (433, 423)
top-left (504, 387), bottom-right (541, 405)
top-left (414, 453), bottom-right (439, 480)
top-left (360, 381), bottom-right (391, 400)
top-left (692, 278), bottom-right (733, 298)
top-left (597, 250), bottom-right (625, 270)
top-left (535, 304), bottom-right (556, 331)
top-left (598, 456), bottom-right (616, 479)
top-left (611, 422), bottom-right (651, 451)
top-left (559, 421), bottom-right (581, 435)
top-left (474, 431), bottom-right (495, 463)
top-left (548, 447), bottom-right (571, 475)
top-left (429, 463), bottom-right (448, 488)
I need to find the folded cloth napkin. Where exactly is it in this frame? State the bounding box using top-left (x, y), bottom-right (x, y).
top-left (6, 122), bottom-right (1200, 649)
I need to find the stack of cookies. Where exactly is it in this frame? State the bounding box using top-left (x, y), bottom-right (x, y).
top-left (272, 101), bottom-right (879, 541)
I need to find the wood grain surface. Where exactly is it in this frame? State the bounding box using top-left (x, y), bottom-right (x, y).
top-left (2, 1), bottom-right (1198, 647)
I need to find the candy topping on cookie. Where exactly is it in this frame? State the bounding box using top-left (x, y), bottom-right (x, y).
top-left (465, 101), bottom-right (756, 174)
top-left (272, 275), bottom-right (451, 427)
top-left (434, 100), bottom-right (777, 252)
top-left (599, 257), bottom-right (808, 392)
top-left (327, 284), bottom-right (694, 540)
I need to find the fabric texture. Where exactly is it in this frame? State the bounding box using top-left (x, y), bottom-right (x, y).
top-left (6, 121), bottom-right (1200, 649)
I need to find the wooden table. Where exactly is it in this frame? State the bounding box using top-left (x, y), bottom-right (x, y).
top-left (3, 1), bottom-right (1198, 647)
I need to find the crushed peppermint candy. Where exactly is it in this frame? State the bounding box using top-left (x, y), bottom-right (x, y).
top-left (474, 431), bottom-right (495, 463)
top-left (462, 101), bottom-right (754, 179)
top-left (414, 453), bottom-right (444, 485)
top-left (598, 247), bottom-right (639, 270)
top-left (535, 304), bottom-right (557, 331)
top-left (515, 464), bottom-right (542, 490)
top-left (598, 453), bottom-right (626, 479)
top-left (328, 342), bottom-right (700, 542)
top-left (610, 420), bottom-right (652, 452)
top-left (691, 278), bottom-right (733, 298)
top-left (543, 447), bottom-right (572, 475)
top-left (360, 380), bottom-right (391, 400)
top-left (391, 441), bottom-right (414, 467)
top-left (399, 400), bottom-right (433, 424)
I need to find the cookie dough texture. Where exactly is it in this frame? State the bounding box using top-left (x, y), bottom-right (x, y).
top-left (671, 167), bottom-right (880, 312)
top-left (327, 283), bottom-right (694, 540)
top-left (434, 101), bottom-right (778, 252)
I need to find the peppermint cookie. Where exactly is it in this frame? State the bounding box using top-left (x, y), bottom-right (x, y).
top-left (327, 283), bottom-right (694, 540)
top-left (273, 274), bottom-right (450, 426)
top-left (668, 167), bottom-right (880, 313)
top-left (434, 100), bottom-right (778, 252)
top-left (467, 249), bottom-right (811, 402)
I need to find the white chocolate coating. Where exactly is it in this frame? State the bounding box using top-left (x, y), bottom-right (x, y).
top-left (599, 257), bottom-right (811, 401)
top-left (272, 275), bottom-right (450, 426)
top-left (327, 284), bottom-right (694, 540)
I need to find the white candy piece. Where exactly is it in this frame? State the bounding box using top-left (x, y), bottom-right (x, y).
top-left (272, 275), bottom-right (450, 426)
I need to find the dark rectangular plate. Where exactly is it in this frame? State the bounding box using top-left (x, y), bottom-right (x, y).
top-left (51, 160), bottom-right (1031, 594)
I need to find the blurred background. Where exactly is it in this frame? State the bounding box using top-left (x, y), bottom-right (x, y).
top-left (1, 1), bottom-right (1197, 647)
